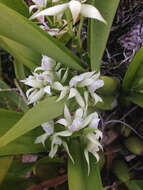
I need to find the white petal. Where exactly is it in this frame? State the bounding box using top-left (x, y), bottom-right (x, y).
top-left (56, 68), bottom-right (64, 79)
top-left (75, 92), bottom-right (85, 108)
top-left (35, 133), bottom-right (49, 146)
top-left (56, 118), bottom-right (68, 126)
top-left (89, 117), bottom-right (100, 129)
top-left (81, 4), bottom-right (106, 23)
top-left (56, 88), bottom-right (68, 102)
top-left (28, 88), bottom-right (45, 104)
top-left (62, 141), bottom-right (74, 163)
top-left (89, 80), bottom-right (104, 92)
top-left (49, 144), bottom-right (59, 158)
top-left (61, 68), bottom-right (69, 83)
top-left (34, 67), bottom-right (44, 72)
top-left (81, 71), bottom-right (95, 79)
top-left (41, 120), bottom-right (54, 128)
top-left (84, 149), bottom-right (90, 175)
top-left (27, 89), bottom-right (38, 100)
top-left (83, 114), bottom-right (93, 127)
top-left (64, 104), bottom-right (72, 122)
top-left (69, 0), bottom-right (81, 23)
top-left (30, 3), bottom-right (69, 19)
top-left (69, 75), bottom-right (84, 87)
top-left (86, 134), bottom-right (102, 149)
top-left (90, 92), bottom-right (102, 104)
top-left (56, 130), bottom-right (72, 137)
top-left (53, 82), bottom-right (64, 91)
top-left (42, 125), bottom-right (54, 135)
top-left (42, 55), bottom-right (56, 70)
top-left (75, 108), bottom-right (83, 118)
top-left (68, 88), bottom-right (77, 99)
top-left (26, 88), bottom-right (35, 98)
top-left (78, 78), bottom-right (94, 87)
top-left (69, 118), bottom-right (83, 131)
top-left (44, 86), bottom-right (51, 95)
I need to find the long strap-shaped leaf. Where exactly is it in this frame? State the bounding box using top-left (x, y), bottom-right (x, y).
top-left (68, 140), bottom-right (103, 190)
top-left (0, 0), bottom-right (29, 17)
top-left (122, 47), bottom-right (143, 93)
top-left (0, 3), bottom-right (84, 72)
top-left (0, 109), bottom-right (47, 156)
top-left (0, 97), bottom-right (64, 148)
top-left (0, 156), bottom-right (13, 184)
top-left (88, 0), bottom-right (120, 71)
top-left (0, 35), bottom-right (41, 70)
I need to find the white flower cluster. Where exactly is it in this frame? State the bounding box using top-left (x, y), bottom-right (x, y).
top-left (21, 55), bottom-right (68, 104)
top-left (22, 55), bottom-right (104, 174)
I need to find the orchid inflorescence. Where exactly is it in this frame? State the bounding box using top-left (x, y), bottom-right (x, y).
top-left (25, 0), bottom-right (106, 174)
top-left (22, 55), bottom-right (104, 174)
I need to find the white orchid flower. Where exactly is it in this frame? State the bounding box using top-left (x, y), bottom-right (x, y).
top-left (35, 120), bottom-right (54, 146)
top-left (30, 0), bottom-right (106, 24)
top-left (49, 131), bottom-right (74, 162)
top-left (69, 71), bottom-right (104, 104)
top-left (84, 140), bottom-right (100, 175)
top-left (84, 131), bottom-right (103, 175)
top-left (22, 71), bottom-right (54, 104)
top-left (57, 104), bottom-right (100, 132)
top-left (57, 104), bottom-right (84, 132)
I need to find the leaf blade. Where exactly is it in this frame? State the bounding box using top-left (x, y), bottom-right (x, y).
top-left (88, 0), bottom-right (120, 71)
top-left (0, 97), bottom-right (64, 148)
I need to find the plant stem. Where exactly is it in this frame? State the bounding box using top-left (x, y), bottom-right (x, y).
top-left (77, 16), bottom-right (84, 48)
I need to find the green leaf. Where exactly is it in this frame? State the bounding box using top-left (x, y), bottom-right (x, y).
top-left (14, 59), bottom-right (25, 80)
top-left (127, 180), bottom-right (143, 190)
top-left (112, 160), bottom-right (130, 183)
top-left (0, 3), bottom-right (84, 72)
top-left (0, 97), bottom-right (65, 148)
top-left (122, 47), bottom-right (143, 93)
top-left (0, 156), bottom-right (13, 184)
top-left (0, 176), bottom-right (33, 190)
top-left (68, 140), bottom-right (103, 190)
top-left (0, 0), bottom-right (29, 17)
top-left (0, 36), bottom-right (41, 70)
top-left (0, 80), bottom-right (28, 112)
top-left (127, 92), bottom-right (143, 108)
top-left (0, 109), bottom-right (47, 155)
top-left (88, 0), bottom-right (120, 71)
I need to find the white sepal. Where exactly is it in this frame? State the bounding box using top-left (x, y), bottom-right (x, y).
top-left (81, 4), bottom-right (106, 23)
top-left (35, 133), bottom-right (49, 146)
top-left (69, 0), bottom-right (81, 23)
top-left (30, 3), bottom-right (69, 19)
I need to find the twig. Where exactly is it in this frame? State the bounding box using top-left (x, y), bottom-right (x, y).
top-left (104, 120), bottom-right (143, 141)
top-left (120, 105), bottom-right (137, 120)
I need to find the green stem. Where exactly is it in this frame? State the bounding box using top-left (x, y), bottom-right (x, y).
top-left (45, 16), bottom-right (53, 26)
top-left (65, 10), bottom-right (74, 37)
top-left (77, 16), bottom-right (84, 48)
